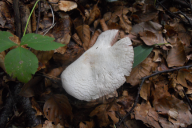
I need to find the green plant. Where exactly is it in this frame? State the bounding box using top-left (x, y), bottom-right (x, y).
top-left (0, 0), bottom-right (64, 83)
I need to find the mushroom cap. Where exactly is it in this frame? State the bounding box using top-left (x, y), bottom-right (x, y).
top-left (61, 29), bottom-right (134, 101)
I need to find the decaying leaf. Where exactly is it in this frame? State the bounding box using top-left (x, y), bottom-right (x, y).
top-left (59, 1), bottom-right (77, 12)
top-left (0, 51), bottom-right (5, 71)
top-left (139, 30), bottom-right (158, 46)
top-left (88, 4), bottom-right (100, 25)
top-left (140, 81), bottom-right (151, 101)
top-left (177, 69), bottom-right (192, 89)
top-left (126, 57), bottom-right (158, 86)
top-left (79, 120), bottom-right (94, 128)
top-left (43, 94), bottom-right (73, 126)
top-left (90, 104), bottom-right (119, 127)
top-left (134, 102), bottom-right (161, 128)
top-left (131, 21), bottom-right (164, 44)
top-left (154, 96), bottom-right (192, 128)
top-left (76, 25), bottom-right (90, 50)
top-left (166, 38), bottom-right (186, 67)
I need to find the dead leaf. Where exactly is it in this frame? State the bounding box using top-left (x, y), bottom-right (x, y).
top-left (139, 30), bottom-right (158, 46)
top-left (140, 81), bottom-right (151, 101)
top-left (59, 1), bottom-right (77, 12)
top-left (151, 76), bottom-right (170, 104)
top-left (72, 33), bottom-right (83, 46)
top-left (79, 120), bottom-right (94, 128)
top-left (43, 94), bottom-right (73, 126)
top-left (166, 38), bottom-right (186, 67)
top-left (131, 21), bottom-right (164, 44)
top-left (100, 19), bottom-right (108, 31)
top-left (134, 101), bottom-right (161, 128)
top-left (31, 97), bottom-right (43, 116)
top-left (76, 25), bottom-right (90, 50)
top-left (88, 4), bottom-right (100, 25)
top-left (89, 104), bottom-right (119, 127)
top-left (0, 51), bottom-right (5, 71)
top-left (0, 2), bottom-right (14, 29)
top-left (119, 15), bottom-right (132, 33)
top-left (154, 96), bottom-right (192, 127)
top-left (103, 12), bottom-right (112, 21)
top-left (126, 57), bottom-right (158, 86)
top-left (53, 41), bottom-right (84, 69)
top-left (89, 30), bottom-right (100, 48)
top-left (152, 49), bottom-right (162, 62)
top-left (19, 76), bottom-right (45, 97)
top-left (177, 69), bottom-right (192, 89)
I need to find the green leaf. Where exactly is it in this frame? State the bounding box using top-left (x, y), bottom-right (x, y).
top-left (0, 31), bottom-right (18, 52)
top-left (21, 33), bottom-right (65, 51)
top-left (4, 47), bottom-right (38, 83)
top-left (133, 45), bottom-right (153, 68)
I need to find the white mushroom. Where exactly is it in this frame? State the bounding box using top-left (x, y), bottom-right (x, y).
top-left (61, 29), bottom-right (134, 101)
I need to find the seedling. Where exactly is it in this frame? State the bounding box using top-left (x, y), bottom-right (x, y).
top-left (0, 0), bottom-right (65, 83)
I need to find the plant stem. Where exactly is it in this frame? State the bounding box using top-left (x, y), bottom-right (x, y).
top-left (23, 0), bottom-right (41, 37)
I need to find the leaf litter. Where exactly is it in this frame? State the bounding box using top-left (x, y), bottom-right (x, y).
top-left (1, 0), bottom-right (192, 128)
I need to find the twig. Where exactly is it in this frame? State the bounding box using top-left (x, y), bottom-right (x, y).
top-left (43, 4), bottom-right (56, 35)
top-left (117, 64), bottom-right (192, 125)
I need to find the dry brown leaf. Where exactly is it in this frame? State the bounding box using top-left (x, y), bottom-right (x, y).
top-left (76, 25), bottom-right (90, 50)
top-left (100, 19), bottom-right (108, 31)
top-left (93, 18), bottom-right (100, 29)
top-left (134, 101), bottom-right (161, 128)
top-left (152, 49), bottom-right (162, 62)
top-left (40, 120), bottom-right (64, 128)
top-left (88, 4), bottom-right (100, 25)
top-left (133, 4), bottom-right (159, 23)
top-left (43, 94), bottom-right (73, 126)
top-left (89, 104), bottom-right (119, 127)
top-left (169, 21), bottom-right (191, 46)
top-left (59, 1), bottom-right (77, 12)
top-left (166, 38), bottom-right (186, 67)
top-left (31, 97), bottom-right (43, 116)
top-left (139, 30), bottom-right (158, 46)
top-left (51, 14), bottom-right (72, 54)
top-left (0, 51), bottom-right (5, 71)
top-left (140, 81), bottom-right (151, 101)
top-left (119, 15), bottom-right (132, 33)
top-left (157, 58), bottom-right (169, 71)
top-left (72, 33), bottom-right (83, 46)
top-left (0, 2), bottom-right (13, 29)
top-left (79, 120), bottom-right (94, 128)
top-left (116, 94), bottom-right (134, 111)
top-left (126, 57), bottom-right (158, 86)
top-left (151, 76), bottom-right (170, 104)
top-left (103, 12), bottom-right (112, 21)
top-left (53, 41), bottom-right (84, 69)
top-left (177, 69), bottom-right (192, 89)
top-left (131, 21), bottom-right (164, 44)
top-left (89, 30), bottom-right (100, 48)
top-left (154, 96), bottom-right (192, 128)
top-left (19, 76), bottom-right (45, 97)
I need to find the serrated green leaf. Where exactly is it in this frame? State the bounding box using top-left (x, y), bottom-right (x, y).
top-left (0, 31), bottom-right (18, 52)
top-left (21, 33), bottom-right (65, 51)
top-left (4, 47), bottom-right (38, 83)
top-left (133, 45), bottom-right (153, 68)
